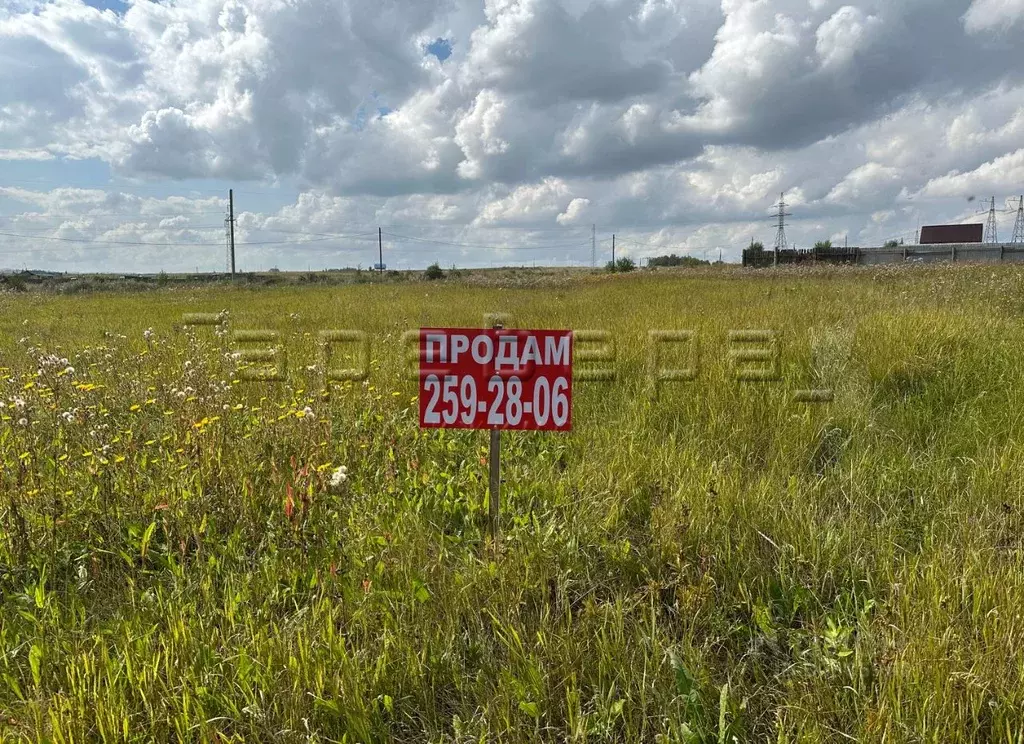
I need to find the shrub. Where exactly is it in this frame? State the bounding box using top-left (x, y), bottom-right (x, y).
top-left (424, 262), bottom-right (445, 280)
top-left (606, 257), bottom-right (636, 272)
top-left (3, 275), bottom-right (27, 292)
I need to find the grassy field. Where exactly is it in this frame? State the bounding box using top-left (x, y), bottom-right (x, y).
top-left (2, 264), bottom-right (1024, 742)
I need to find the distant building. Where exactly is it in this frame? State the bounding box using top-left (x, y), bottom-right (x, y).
top-left (919, 224), bottom-right (983, 244)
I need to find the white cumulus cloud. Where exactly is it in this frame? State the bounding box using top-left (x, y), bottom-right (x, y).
top-left (1, 0), bottom-right (1023, 271)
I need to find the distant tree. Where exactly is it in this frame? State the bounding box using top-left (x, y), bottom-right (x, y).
top-left (648, 253), bottom-right (710, 268)
top-left (424, 262), bottom-right (445, 280)
top-left (884, 239), bottom-right (900, 248)
top-left (615, 257), bottom-right (636, 272)
top-left (748, 241), bottom-right (765, 251)
top-left (813, 240), bottom-right (833, 250)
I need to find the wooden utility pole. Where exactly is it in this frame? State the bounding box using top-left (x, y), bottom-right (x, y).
top-left (378, 227), bottom-right (384, 275)
top-left (229, 189), bottom-right (236, 275)
top-left (612, 234), bottom-right (616, 267)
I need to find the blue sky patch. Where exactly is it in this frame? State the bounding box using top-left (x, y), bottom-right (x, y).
top-left (425, 38), bottom-right (452, 62)
top-left (82, 0), bottom-right (127, 14)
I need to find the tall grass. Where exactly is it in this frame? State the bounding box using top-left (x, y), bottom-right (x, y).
top-left (2, 264), bottom-right (1024, 741)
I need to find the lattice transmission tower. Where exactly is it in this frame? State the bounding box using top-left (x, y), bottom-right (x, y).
top-left (772, 192), bottom-right (791, 250)
top-left (1012, 195), bottom-right (1024, 244)
top-left (982, 196), bottom-right (999, 244)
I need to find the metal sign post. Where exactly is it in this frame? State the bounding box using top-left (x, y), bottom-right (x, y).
top-left (488, 321), bottom-right (503, 541)
top-left (488, 426), bottom-right (501, 540)
top-left (417, 324), bottom-right (574, 543)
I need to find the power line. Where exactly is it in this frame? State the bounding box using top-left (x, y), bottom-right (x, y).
top-left (0, 231), bottom-right (344, 247)
top-left (0, 210), bottom-right (228, 218)
top-left (0, 229), bottom-right (593, 252)
top-left (252, 228), bottom-right (379, 241)
top-left (377, 222), bottom-right (590, 232)
top-left (0, 224), bottom-right (378, 239)
top-left (381, 230), bottom-right (590, 252)
top-left (0, 223), bottom-right (229, 231)
top-left (613, 236), bottom-right (673, 250)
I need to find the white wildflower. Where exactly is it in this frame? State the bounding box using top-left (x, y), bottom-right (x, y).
top-left (329, 466), bottom-right (348, 488)
top-left (17, 418), bottom-right (28, 427)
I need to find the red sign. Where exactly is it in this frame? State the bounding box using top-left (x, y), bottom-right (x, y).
top-left (418, 328), bottom-right (573, 431)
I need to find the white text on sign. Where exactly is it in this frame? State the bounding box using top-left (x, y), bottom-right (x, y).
top-left (418, 328), bottom-right (573, 431)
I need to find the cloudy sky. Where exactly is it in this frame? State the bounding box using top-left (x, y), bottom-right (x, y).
top-left (1, 0), bottom-right (1023, 272)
